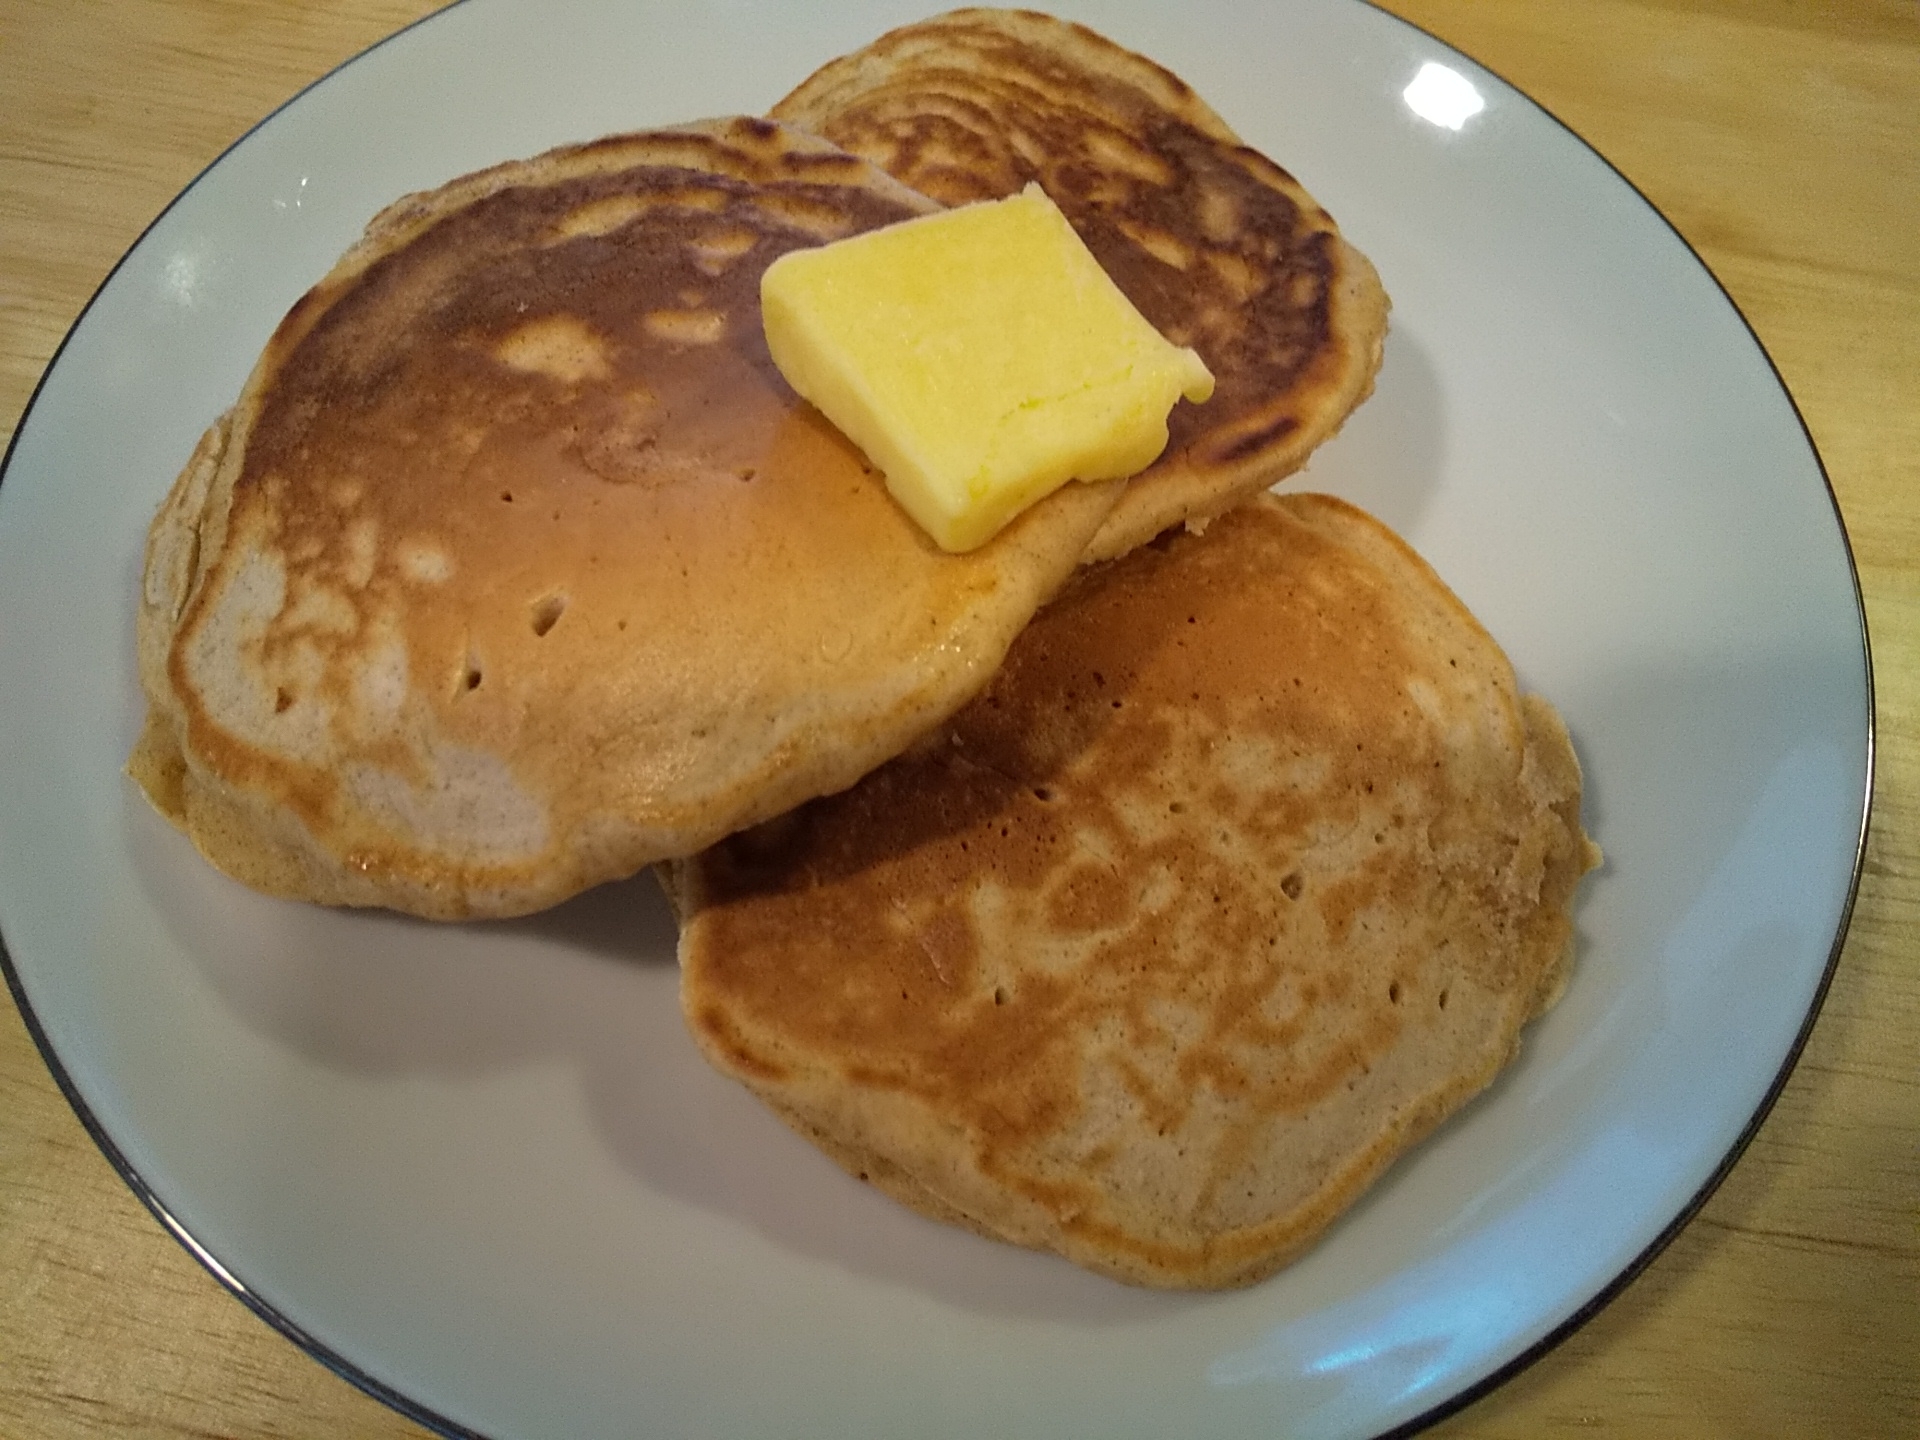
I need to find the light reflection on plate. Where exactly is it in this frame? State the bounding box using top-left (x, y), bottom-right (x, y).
top-left (0, 2), bottom-right (1868, 1437)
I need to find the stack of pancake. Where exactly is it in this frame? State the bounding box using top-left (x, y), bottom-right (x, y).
top-left (132, 9), bottom-right (1597, 1287)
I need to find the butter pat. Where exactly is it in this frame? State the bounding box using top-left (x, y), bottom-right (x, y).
top-left (761, 184), bottom-right (1214, 552)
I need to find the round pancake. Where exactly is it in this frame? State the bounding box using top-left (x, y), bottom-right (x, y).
top-left (674, 493), bottom-right (1600, 1289)
top-left (772, 8), bottom-right (1391, 562)
top-left (131, 117), bottom-right (1122, 920)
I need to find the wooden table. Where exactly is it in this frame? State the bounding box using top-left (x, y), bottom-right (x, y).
top-left (2, 2), bottom-right (1913, 1435)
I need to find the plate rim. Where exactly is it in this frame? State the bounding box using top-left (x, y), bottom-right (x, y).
top-left (1352, 5), bottom-right (1877, 1432)
top-left (0, 4), bottom-right (491, 1429)
top-left (0, 1), bottom-right (1876, 1437)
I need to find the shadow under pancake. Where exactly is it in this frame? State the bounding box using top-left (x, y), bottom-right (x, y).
top-left (569, 920), bottom-right (1206, 1325)
top-left (134, 811), bottom-right (1198, 1323)
top-left (542, 890), bottom-right (1209, 1325)
top-left (693, 522), bottom-right (1220, 907)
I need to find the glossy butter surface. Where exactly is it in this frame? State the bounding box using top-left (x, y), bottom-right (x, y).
top-left (761, 184), bottom-right (1212, 551)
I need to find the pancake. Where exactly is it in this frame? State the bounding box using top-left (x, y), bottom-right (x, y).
top-left (672, 492), bottom-right (1600, 1289)
top-left (772, 9), bottom-right (1391, 563)
top-left (131, 117), bottom-right (1123, 921)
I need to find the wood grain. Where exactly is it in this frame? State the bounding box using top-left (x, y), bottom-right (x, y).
top-left (1, 1), bottom-right (1914, 1436)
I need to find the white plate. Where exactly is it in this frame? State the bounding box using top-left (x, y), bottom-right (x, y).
top-left (0, 1), bottom-right (1871, 1437)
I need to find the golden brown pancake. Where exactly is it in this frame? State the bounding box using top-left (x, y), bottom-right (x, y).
top-left (673, 493), bottom-right (1600, 1289)
top-left (772, 8), bottom-right (1391, 562)
top-left (131, 117), bottom-right (1122, 920)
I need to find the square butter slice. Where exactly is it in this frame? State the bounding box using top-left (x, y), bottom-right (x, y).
top-left (761, 183), bottom-right (1214, 552)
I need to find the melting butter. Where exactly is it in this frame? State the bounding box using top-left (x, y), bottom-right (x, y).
top-left (761, 184), bottom-right (1213, 552)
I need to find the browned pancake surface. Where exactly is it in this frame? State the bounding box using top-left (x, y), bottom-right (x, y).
top-left (676, 493), bottom-right (1599, 1288)
top-left (133, 118), bottom-right (1120, 919)
top-left (773, 8), bottom-right (1390, 561)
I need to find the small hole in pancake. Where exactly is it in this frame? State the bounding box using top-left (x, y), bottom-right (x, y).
top-left (464, 667), bottom-right (483, 692)
top-left (1389, 981), bottom-right (1402, 1004)
top-left (500, 490), bottom-right (514, 503)
top-left (994, 986), bottom-right (1008, 1006)
top-left (1438, 988), bottom-right (1450, 1011)
top-left (273, 688), bottom-right (293, 714)
top-left (1280, 871), bottom-right (1304, 900)
top-left (530, 593), bottom-right (568, 637)
top-left (735, 467), bottom-right (756, 482)
top-left (1168, 801), bottom-right (1186, 815)
top-left (1031, 786), bottom-right (1054, 802)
